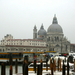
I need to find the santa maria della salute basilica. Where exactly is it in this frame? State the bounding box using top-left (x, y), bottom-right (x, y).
top-left (0, 15), bottom-right (71, 53)
top-left (33, 15), bottom-right (70, 53)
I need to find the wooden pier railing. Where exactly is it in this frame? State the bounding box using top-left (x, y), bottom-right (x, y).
top-left (0, 54), bottom-right (75, 75)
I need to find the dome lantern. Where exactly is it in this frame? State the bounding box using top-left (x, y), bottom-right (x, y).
top-left (52, 14), bottom-right (58, 24)
top-left (40, 23), bottom-right (44, 29)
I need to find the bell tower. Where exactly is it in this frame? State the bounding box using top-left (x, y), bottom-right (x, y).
top-left (33, 25), bottom-right (37, 39)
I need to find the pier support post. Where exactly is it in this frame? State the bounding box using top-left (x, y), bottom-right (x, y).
top-left (58, 58), bottom-right (59, 71)
top-left (23, 62), bottom-right (25, 75)
top-left (46, 57), bottom-right (48, 71)
top-left (51, 58), bottom-right (54, 75)
top-left (25, 60), bottom-right (28, 75)
top-left (40, 59), bottom-right (43, 75)
top-left (23, 55), bottom-right (28, 75)
top-left (24, 56), bottom-right (28, 63)
top-left (9, 53), bottom-right (13, 75)
top-left (34, 59), bottom-right (36, 73)
top-left (50, 58), bottom-right (51, 70)
top-left (59, 59), bottom-right (61, 71)
top-left (15, 59), bottom-right (18, 74)
top-left (67, 59), bottom-right (69, 75)
top-left (1, 63), bottom-right (5, 75)
top-left (54, 60), bottom-right (56, 71)
top-left (37, 65), bottom-right (40, 75)
top-left (10, 65), bottom-right (13, 75)
top-left (74, 59), bottom-right (75, 72)
top-left (62, 60), bottom-right (65, 75)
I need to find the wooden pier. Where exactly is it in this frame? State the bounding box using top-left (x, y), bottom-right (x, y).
top-left (0, 53), bottom-right (75, 75)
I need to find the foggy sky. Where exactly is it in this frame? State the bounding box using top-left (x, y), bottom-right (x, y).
top-left (0, 0), bottom-right (75, 43)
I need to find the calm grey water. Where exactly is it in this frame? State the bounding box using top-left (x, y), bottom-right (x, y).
top-left (0, 65), bottom-right (22, 75)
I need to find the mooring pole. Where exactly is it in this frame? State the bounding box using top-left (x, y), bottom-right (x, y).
top-left (15, 59), bottom-right (18, 74)
top-left (37, 65), bottom-right (40, 75)
top-left (58, 58), bottom-right (59, 71)
top-left (74, 59), bottom-right (75, 72)
top-left (9, 53), bottom-right (13, 75)
top-left (25, 60), bottom-right (28, 75)
top-left (34, 59), bottom-right (36, 73)
top-left (67, 59), bottom-right (69, 75)
top-left (51, 58), bottom-right (54, 75)
top-left (54, 60), bottom-right (56, 71)
top-left (46, 57), bottom-right (48, 71)
top-left (1, 63), bottom-right (5, 75)
top-left (59, 59), bottom-right (61, 71)
top-left (50, 58), bottom-right (51, 70)
top-left (23, 61), bottom-right (25, 75)
top-left (62, 60), bottom-right (65, 75)
top-left (40, 59), bottom-right (43, 75)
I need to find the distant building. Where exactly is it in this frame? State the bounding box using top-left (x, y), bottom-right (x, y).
top-left (0, 15), bottom-right (71, 53)
top-left (1, 34), bottom-right (46, 47)
top-left (70, 44), bottom-right (75, 52)
top-left (0, 34), bottom-right (47, 52)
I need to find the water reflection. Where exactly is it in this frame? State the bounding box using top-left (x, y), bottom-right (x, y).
top-left (0, 65), bottom-right (22, 75)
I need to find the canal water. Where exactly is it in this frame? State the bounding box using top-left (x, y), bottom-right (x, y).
top-left (0, 65), bottom-right (22, 75)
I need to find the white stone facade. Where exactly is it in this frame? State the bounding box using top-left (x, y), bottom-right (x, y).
top-left (33, 15), bottom-right (70, 53)
top-left (46, 33), bottom-right (70, 53)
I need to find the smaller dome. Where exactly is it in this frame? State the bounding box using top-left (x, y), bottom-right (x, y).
top-left (38, 24), bottom-right (47, 35)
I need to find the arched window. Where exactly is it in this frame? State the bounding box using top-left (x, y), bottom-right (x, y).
top-left (3, 49), bottom-right (4, 52)
top-left (57, 37), bottom-right (59, 41)
top-left (49, 37), bottom-right (50, 41)
top-left (55, 37), bottom-right (56, 41)
top-left (38, 49), bottom-right (39, 52)
top-left (56, 44), bottom-right (59, 47)
top-left (8, 49), bottom-right (10, 51)
top-left (0, 49), bottom-right (1, 52)
top-left (46, 44), bottom-right (48, 47)
top-left (24, 49), bottom-right (25, 51)
top-left (47, 37), bottom-right (50, 41)
top-left (53, 48), bottom-right (54, 51)
top-left (16, 49), bottom-right (18, 51)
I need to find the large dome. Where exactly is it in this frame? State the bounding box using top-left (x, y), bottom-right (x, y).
top-left (47, 15), bottom-right (63, 33)
top-left (38, 24), bottom-right (47, 35)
